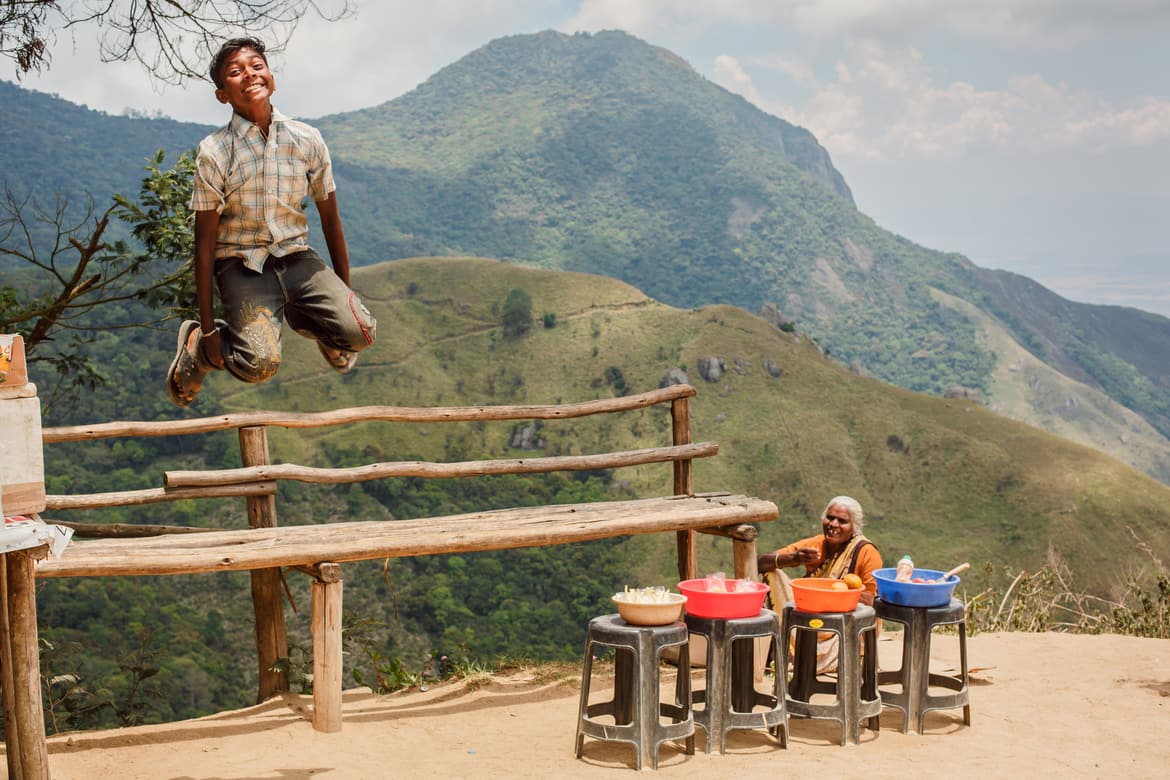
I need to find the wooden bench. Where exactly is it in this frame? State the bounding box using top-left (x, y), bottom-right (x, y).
top-left (22, 384), bottom-right (778, 741)
top-left (36, 493), bottom-right (775, 731)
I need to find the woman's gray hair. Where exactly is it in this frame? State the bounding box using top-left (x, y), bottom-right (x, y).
top-left (823, 495), bottom-right (864, 532)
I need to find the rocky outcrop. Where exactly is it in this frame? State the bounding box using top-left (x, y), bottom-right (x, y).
top-left (944, 385), bottom-right (984, 403)
top-left (698, 357), bottom-right (726, 383)
top-left (659, 368), bottom-right (689, 388)
top-left (509, 421), bottom-right (546, 450)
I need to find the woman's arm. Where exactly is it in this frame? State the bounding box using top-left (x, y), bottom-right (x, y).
top-left (757, 545), bottom-right (820, 573)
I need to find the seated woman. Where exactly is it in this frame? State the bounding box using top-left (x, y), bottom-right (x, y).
top-left (757, 495), bottom-right (882, 673)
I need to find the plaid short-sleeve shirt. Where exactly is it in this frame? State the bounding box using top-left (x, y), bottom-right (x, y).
top-left (190, 108), bottom-right (335, 272)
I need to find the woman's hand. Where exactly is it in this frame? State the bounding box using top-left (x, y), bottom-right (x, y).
top-left (758, 547), bottom-right (819, 572)
top-left (793, 547), bottom-right (818, 564)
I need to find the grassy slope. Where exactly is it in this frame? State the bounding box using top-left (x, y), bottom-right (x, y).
top-left (933, 289), bottom-right (1170, 484)
top-left (203, 257), bottom-right (1170, 592)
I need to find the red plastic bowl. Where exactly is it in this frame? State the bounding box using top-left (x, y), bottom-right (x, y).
top-left (790, 578), bottom-right (863, 613)
top-left (677, 578), bottom-right (768, 619)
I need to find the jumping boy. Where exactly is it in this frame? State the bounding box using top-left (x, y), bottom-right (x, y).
top-left (167, 36), bottom-right (376, 407)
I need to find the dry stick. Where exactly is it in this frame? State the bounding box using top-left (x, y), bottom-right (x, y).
top-left (279, 569), bottom-right (298, 616)
top-left (994, 570), bottom-right (1028, 629)
top-left (382, 559), bottom-right (400, 622)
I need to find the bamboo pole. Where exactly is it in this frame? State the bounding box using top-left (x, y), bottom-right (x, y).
top-left (43, 385), bottom-right (698, 443)
top-left (164, 443), bottom-right (719, 488)
top-left (672, 396), bottom-right (697, 581)
top-left (239, 426), bottom-right (289, 702)
top-left (5, 549), bottom-right (50, 779)
top-left (311, 563), bottom-right (343, 733)
top-left (1, 554), bottom-right (25, 780)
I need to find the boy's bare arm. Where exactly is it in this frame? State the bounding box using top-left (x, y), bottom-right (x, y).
top-left (315, 192), bottom-right (351, 286)
top-left (193, 209), bottom-right (225, 368)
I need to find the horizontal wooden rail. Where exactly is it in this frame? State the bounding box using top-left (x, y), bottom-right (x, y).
top-left (20, 384), bottom-right (779, 743)
top-left (164, 443), bottom-right (719, 488)
top-left (49, 522), bottom-right (215, 539)
top-left (43, 385), bottom-right (697, 443)
top-left (35, 493), bottom-right (777, 579)
top-left (45, 481), bottom-right (278, 512)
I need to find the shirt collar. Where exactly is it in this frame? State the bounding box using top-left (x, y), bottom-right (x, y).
top-left (229, 108), bottom-right (289, 137)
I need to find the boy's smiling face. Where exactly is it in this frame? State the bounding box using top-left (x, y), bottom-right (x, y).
top-left (214, 46), bottom-right (275, 121)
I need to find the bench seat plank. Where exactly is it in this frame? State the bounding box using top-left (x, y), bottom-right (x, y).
top-left (37, 493), bottom-right (777, 578)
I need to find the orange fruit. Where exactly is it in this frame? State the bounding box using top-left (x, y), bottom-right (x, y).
top-left (843, 573), bottom-right (864, 590)
top-left (831, 580), bottom-right (849, 591)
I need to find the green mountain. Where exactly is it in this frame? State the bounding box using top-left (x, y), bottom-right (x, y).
top-left (0, 79), bottom-right (207, 245)
top-left (2, 30), bottom-right (1169, 487)
top-left (309, 30), bottom-right (1170, 483)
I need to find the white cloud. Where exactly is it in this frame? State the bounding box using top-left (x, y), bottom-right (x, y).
top-left (711, 34), bottom-right (1170, 162)
top-left (751, 52), bottom-right (818, 87)
top-left (787, 0), bottom-right (1170, 48)
top-left (712, 55), bottom-right (765, 104)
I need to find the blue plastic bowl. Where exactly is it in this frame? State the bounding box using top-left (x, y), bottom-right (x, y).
top-left (874, 568), bottom-right (959, 608)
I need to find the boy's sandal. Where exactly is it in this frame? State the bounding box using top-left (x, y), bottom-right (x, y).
top-left (167, 320), bottom-right (208, 407)
top-left (318, 342), bottom-right (358, 374)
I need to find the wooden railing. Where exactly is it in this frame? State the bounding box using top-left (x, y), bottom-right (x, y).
top-left (1, 382), bottom-right (779, 771)
top-left (37, 385), bottom-right (770, 696)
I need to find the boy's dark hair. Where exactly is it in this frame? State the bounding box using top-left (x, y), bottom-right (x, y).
top-left (209, 37), bottom-right (268, 89)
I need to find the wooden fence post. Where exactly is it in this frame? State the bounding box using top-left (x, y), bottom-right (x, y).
top-left (2, 550), bottom-right (50, 780)
top-left (311, 563), bottom-right (343, 733)
top-left (1, 555), bottom-right (25, 780)
top-left (671, 396), bottom-right (697, 580)
top-left (238, 425), bottom-right (289, 701)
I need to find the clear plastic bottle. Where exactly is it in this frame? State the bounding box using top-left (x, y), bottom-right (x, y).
top-left (895, 555), bottom-right (914, 582)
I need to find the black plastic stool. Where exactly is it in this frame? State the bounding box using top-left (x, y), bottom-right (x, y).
top-left (575, 614), bottom-right (695, 770)
top-left (783, 602), bottom-right (881, 745)
top-left (875, 597), bottom-right (971, 733)
top-left (684, 609), bottom-right (788, 753)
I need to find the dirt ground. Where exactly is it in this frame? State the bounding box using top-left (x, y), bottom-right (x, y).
top-left (7, 630), bottom-right (1169, 779)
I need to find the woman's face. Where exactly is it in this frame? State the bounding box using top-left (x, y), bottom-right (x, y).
top-left (821, 503), bottom-right (855, 546)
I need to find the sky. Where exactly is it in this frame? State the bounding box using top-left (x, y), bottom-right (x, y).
top-left (14, 0), bottom-right (1170, 316)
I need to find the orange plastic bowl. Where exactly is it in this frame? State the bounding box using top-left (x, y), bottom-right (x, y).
top-left (790, 578), bottom-right (863, 613)
top-left (677, 579), bottom-right (769, 619)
